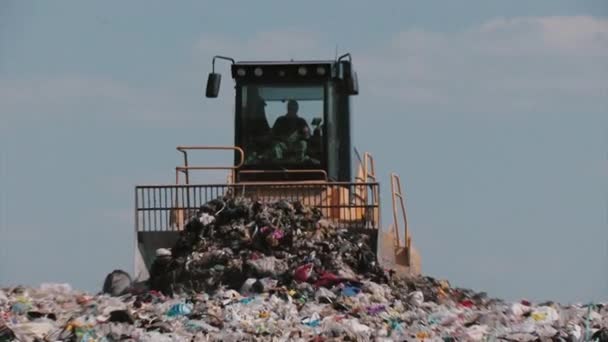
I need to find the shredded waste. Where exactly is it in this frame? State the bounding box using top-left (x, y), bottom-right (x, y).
top-left (1, 197), bottom-right (606, 341)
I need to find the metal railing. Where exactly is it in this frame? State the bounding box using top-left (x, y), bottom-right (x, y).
top-left (135, 182), bottom-right (380, 232)
top-left (237, 169), bottom-right (329, 182)
top-left (390, 173), bottom-right (411, 265)
top-left (175, 146), bottom-right (244, 184)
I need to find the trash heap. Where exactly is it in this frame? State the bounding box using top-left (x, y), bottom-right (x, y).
top-left (1, 197), bottom-right (607, 341)
top-left (148, 197), bottom-right (388, 296)
top-left (2, 282), bottom-right (607, 341)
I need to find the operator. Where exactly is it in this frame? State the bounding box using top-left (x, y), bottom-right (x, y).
top-left (270, 100), bottom-right (311, 162)
top-left (272, 100), bottom-right (310, 140)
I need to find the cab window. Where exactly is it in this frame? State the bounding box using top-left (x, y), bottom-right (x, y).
top-left (239, 85), bottom-right (324, 167)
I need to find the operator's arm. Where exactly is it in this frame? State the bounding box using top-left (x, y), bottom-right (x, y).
top-left (298, 118), bottom-right (311, 139)
top-left (271, 116), bottom-right (284, 137)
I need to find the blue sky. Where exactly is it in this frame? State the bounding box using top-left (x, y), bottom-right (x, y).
top-left (1, 0), bottom-right (607, 303)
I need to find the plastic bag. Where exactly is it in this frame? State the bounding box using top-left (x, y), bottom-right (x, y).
top-left (343, 318), bottom-right (372, 341)
top-left (510, 302), bottom-right (530, 318)
top-left (185, 320), bottom-right (219, 333)
top-left (341, 286), bottom-right (361, 297)
top-left (39, 282), bottom-right (72, 294)
top-left (102, 270), bottom-right (132, 296)
top-left (301, 312), bottom-right (321, 327)
top-left (530, 306), bottom-right (559, 324)
top-left (409, 291), bottom-right (424, 306)
top-left (567, 321), bottom-right (582, 340)
top-left (156, 248), bottom-right (171, 257)
top-left (199, 213), bottom-right (216, 226)
top-left (240, 278), bottom-right (258, 294)
top-left (11, 301), bottom-right (31, 315)
top-left (465, 325), bottom-right (488, 341)
top-left (11, 322), bottom-right (55, 340)
top-left (315, 287), bottom-right (336, 303)
top-left (254, 278), bottom-right (278, 293)
top-left (166, 303), bottom-right (193, 317)
top-left (247, 256), bottom-right (287, 277)
top-left (293, 263), bottom-right (314, 282)
top-left (0, 290), bottom-right (8, 304)
top-left (362, 281), bottom-right (390, 303)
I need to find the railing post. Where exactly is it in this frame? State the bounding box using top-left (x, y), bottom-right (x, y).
top-left (390, 173), bottom-right (409, 253)
top-left (134, 187), bottom-right (139, 234)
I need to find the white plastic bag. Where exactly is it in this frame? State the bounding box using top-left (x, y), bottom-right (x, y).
top-left (199, 213), bottom-right (216, 225)
top-left (11, 322), bottom-right (55, 340)
top-left (409, 291), bottom-right (424, 307)
top-left (530, 306), bottom-right (559, 324)
top-left (39, 282), bottom-right (72, 294)
top-left (465, 325), bottom-right (488, 341)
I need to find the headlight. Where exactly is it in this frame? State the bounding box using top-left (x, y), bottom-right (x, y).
top-left (316, 66), bottom-right (326, 75)
top-left (298, 66), bottom-right (307, 76)
top-left (236, 68), bottom-right (246, 76)
top-left (254, 67), bottom-right (263, 77)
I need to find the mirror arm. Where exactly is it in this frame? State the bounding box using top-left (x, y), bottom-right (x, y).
top-left (212, 55), bottom-right (235, 72)
top-left (337, 53), bottom-right (351, 63)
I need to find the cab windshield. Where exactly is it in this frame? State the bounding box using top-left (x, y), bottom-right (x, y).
top-left (239, 84), bottom-right (324, 167)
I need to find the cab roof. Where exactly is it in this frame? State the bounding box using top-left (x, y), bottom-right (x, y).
top-left (230, 60), bottom-right (347, 81)
top-left (234, 60), bottom-right (335, 66)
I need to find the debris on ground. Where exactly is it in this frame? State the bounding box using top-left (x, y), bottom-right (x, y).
top-left (1, 198), bottom-right (606, 341)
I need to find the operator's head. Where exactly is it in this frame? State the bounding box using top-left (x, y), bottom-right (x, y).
top-left (287, 100), bottom-right (299, 116)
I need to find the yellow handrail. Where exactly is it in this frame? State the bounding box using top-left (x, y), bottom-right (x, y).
top-left (175, 146), bottom-right (244, 184)
top-left (353, 152), bottom-right (380, 227)
top-left (390, 173), bottom-right (410, 254)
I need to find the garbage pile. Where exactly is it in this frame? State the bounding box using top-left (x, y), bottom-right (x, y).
top-left (0, 197), bottom-right (606, 341)
top-left (2, 281), bottom-right (607, 341)
top-left (148, 197), bottom-right (387, 296)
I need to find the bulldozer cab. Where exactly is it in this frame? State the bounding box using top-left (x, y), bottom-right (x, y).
top-left (133, 54), bottom-right (419, 283)
top-left (206, 55), bottom-right (359, 183)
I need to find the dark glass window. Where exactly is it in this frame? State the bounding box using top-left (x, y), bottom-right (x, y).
top-left (239, 85), bottom-right (324, 168)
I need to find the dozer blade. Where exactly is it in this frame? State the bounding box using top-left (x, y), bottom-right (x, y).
top-left (135, 182), bottom-right (385, 278)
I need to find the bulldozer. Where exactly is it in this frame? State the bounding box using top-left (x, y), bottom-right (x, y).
top-left (133, 54), bottom-right (421, 282)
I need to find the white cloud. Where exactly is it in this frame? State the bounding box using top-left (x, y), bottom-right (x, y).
top-left (2, 16), bottom-right (606, 125)
top-left (192, 16), bottom-right (608, 117)
top-left (195, 30), bottom-right (328, 62)
top-left (191, 16), bottom-right (608, 117)
top-left (355, 16), bottom-right (608, 115)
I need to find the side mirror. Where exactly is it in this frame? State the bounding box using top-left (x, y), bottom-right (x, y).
top-left (205, 73), bottom-right (221, 98)
top-left (337, 53), bottom-right (359, 95)
top-left (346, 70), bottom-right (359, 95)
